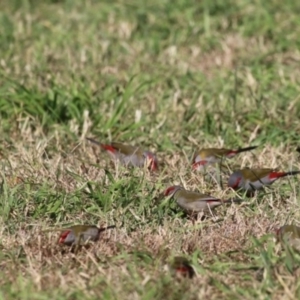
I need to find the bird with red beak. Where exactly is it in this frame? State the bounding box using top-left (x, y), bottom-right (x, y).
top-left (160, 185), bottom-right (241, 216)
top-left (86, 138), bottom-right (158, 171)
top-left (228, 168), bottom-right (300, 196)
top-left (168, 256), bottom-right (195, 279)
top-left (276, 225), bottom-right (300, 252)
top-left (192, 146), bottom-right (257, 171)
top-left (44, 224), bottom-right (115, 252)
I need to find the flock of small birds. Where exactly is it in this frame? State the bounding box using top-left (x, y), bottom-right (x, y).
top-left (42, 138), bottom-right (300, 278)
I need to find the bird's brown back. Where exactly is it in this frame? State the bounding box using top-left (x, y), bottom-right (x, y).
top-left (111, 142), bottom-right (143, 157)
top-left (240, 168), bottom-right (275, 182)
top-left (197, 148), bottom-right (232, 159)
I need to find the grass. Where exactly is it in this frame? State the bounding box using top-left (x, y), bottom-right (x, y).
top-left (0, 0), bottom-right (300, 298)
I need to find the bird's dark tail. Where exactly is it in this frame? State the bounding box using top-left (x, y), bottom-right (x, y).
top-left (99, 225), bottom-right (116, 233)
top-left (86, 137), bottom-right (102, 146)
top-left (223, 198), bottom-right (243, 204)
top-left (235, 145), bottom-right (258, 153)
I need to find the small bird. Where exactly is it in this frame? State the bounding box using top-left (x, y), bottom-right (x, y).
top-left (86, 138), bottom-right (158, 171)
top-left (44, 224), bottom-right (115, 246)
top-left (228, 168), bottom-right (300, 195)
top-left (276, 225), bottom-right (300, 252)
top-left (169, 256), bottom-right (195, 279)
top-left (192, 146), bottom-right (257, 171)
top-left (161, 185), bottom-right (241, 215)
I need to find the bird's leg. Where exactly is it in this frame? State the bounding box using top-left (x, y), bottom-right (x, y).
top-left (72, 233), bottom-right (84, 254)
top-left (218, 158), bottom-right (224, 190)
top-left (188, 211), bottom-right (199, 225)
top-left (206, 204), bottom-right (217, 220)
top-left (191, 215), bottom-right (195, 226)
top-left (204, 167), bottom-right (218, 186)
top-left (219, 169), bottom-right (223, 190)
top-left (190, 211), bottom-right (206, 225)
top-left (246, 189), bottom-right (255, 198)
top-left (197, 212), bottom-right (205, 222)
top-left (284, 245), bottom-right (296, 274)
top-left (205, 164), bottom-right (224, 189)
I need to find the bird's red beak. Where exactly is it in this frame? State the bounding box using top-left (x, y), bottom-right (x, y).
top-left (175, 266), bottom-right (191, 278)
top-left (192, 161), bottom-right (206, 170)
top-left (229, 177), bottom-right (242, 190)
top-left (151, 160), bottom-right (158, 171)
top-left (148, 156), bottom-right (158, 172)
top-left (58, 230), bottom-right (71, 244)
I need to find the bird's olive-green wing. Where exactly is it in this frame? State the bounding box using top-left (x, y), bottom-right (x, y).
top-left (171, 257), bottom-right (191, 267)
top-left (43, 224), bottom-right (98, 233)
top-left (71, 225), bottom-right (99, 233)
top-left (241, 168), bottom-right (275, 182)
top-left (280, 226), bottom-right (300, 251)
top-left (175, 190), bottom-right (217, 203)
top-left (281, 225), bottom-right (300, 238)
top-left (111, 142), bottom-right (143, 156)
top-left (197, 148), bottom-right (231, 159)
top-left (288, 236), bottom-right (300, 252)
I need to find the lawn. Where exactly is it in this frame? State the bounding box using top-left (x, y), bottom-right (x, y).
top-left (0, 0), bottom-right (300, 299)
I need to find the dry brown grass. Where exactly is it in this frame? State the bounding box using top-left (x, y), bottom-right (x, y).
top-left (1, 127), bottom-right (300, 298)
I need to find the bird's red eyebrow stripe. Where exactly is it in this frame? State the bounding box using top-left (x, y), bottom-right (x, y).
top-left (165, 187), bottom-right (175, 195)
top-left (147, 156), bottom-right (158, 171)
top-left (151, 160), bottom-right (158, 171)
top-left (176, 266), bottom-right (189, 273)
top-left (58, 230), bottom-right (71, 243)
top-left (192, 161), bottom-right (207, 169)
top-left (227, 150), bottom-right (237, 156)
top-left (231, 177), bottom-right (241, 189)
top-left (101, 144), bottom-right (117, 153)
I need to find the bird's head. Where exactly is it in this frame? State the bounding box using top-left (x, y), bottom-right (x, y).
top-left (228, 170), bottom-right (243, 189)
top-left (58, 229), bottom-right (75, 245)
top-left (156, 185), bottom-right (183, 202)
top-left (163, 185), bottom-right (183, 197)
top-left (170, 256), bottom-right (195, 279)
top-left (144, 151), bottom-right (159, 171)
